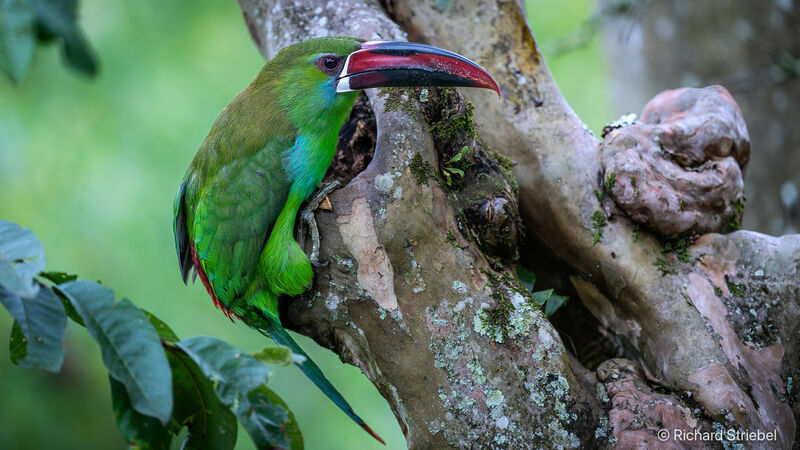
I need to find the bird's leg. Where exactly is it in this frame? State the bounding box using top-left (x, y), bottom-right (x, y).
top-left (297, 180), bottom-right (340, 267)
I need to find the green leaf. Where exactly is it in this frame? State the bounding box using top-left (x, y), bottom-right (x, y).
top-left (177, 337), bottom-right (271, 406)
top-left (544, 294), bottom-right (568, 317)
top-left (253, 346), bottom-right (304, 366)
top-left (0, 0), bottom-right (36, 82)
top-left (444, 167), bottom-right (464, 177)
top-left (0, 220), bottom-right (46, 298)
top-left (60, 27), bottom-right (96, 75)
top-left (259, 388), bottom-right (303, 450)
top-left (51, 284), bottom-right (84, 326)
top-left (143, 309), bottom-right (179, 342)
top-left (39, 271), bottom-right (77, 284)
top-left (166, 346), bottom-right (237, 450)
top-left (239, 385), bottom-right (302, 450)
top-left (260, 386), bottom-right (303, 450)
top-left (516, 265), bottom-right (536, 293)
top-left (31, 0), bottom-right (97, 76)
top-left (110, 376), bottom-right (172, 450)
top-left (60, 280), bottom-right (173, 423)
top-left (31, 0), bottom-right (76, 36)
top-left (447, 146), bottom-right (469, 164)
top-left (531, 288), bottom-right (553, 306)
top-left (1, 285), bottom-right (66, 371)
top-left (9, 319), bottom-right (25, 363)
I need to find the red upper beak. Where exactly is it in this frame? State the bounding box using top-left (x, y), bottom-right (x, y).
top-left (336, 41), bottom-right (500, 97)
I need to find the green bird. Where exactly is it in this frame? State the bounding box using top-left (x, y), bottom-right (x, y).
top-left (173, 36), bottom-right (498, 443)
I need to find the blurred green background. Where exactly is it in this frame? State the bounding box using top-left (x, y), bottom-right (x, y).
top-left (0, 0), bottom-right (607, 448)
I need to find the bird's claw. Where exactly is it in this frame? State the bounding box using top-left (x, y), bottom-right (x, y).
top-left (297, 180), bottom-right (341, 266)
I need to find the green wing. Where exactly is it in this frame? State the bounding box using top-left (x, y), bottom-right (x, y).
top-left (180, 137), bottom-right (293, 309)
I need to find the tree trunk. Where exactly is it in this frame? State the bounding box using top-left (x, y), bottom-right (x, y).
top-left (238, 0), bottom-right (799, 447)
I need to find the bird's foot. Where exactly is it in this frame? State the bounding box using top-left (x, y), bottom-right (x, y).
top-left (297, 180), bottom-right (341, 266)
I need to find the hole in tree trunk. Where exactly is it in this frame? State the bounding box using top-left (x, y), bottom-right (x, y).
top-left (324, 92), bottom-right (377, 185)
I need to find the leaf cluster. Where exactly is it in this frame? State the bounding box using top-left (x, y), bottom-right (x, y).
top-left (1, 0), bottom-right (98, 83)
top-left (440, 146), bottom-right (469, 186)
top-left (516, 266), bottom-right (569, 317)
top-left (0, 220), bottom-right (302, 449)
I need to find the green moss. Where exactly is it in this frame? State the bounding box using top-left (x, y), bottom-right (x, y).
top-left (653, 235), bottom-right (699, 275)
top-left (630, 175), bottom-right (638, 196)
top-left (436, 87), bottom-right (455, 105)
top-left (429, 102), bottom-right (477, 140)
top-left (654, 256), bottom-right (678, 276)
top-left (474, 291), bottom-right (514, 342)
top-left (728, 197), bottom-right (745, 231)
top-left (490, 150), bottom-right (515, 172)
top-left (726, 276), bottom-right (745, 297)
top-left (631, 224), bottom-right (641, 243)
top-left (661, 236), bottom-right (698, 265)
top-left (714, 286), bottom-right (723, 297)
top-left (735, 197), bottom-right (745, 215)
top-left (445, 231), bottom-right (467, 249)
top-left (474, 269), bottom-right (540, 342)
top-left (410, 153), bottom-right (436, 186)
top-left (593, 172), bottom-right (615, 204)
top-left (379, 87), bottom-right (420, 119)
top-left (604, 172), bottom-right (616, 191)
top-left (594, 189), bottom-right (604, 202)
top-left (590, 210), bottom-right (606, 245)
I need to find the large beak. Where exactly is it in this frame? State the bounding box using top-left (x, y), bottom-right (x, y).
top-left (336, 41), bottom-right (500, 96)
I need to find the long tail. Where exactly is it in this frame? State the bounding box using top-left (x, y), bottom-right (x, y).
top-left (256, 311), bottom-right (385, 445)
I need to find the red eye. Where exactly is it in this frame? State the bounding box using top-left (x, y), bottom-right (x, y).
top-left (317, 54), bottom-right (341, 74)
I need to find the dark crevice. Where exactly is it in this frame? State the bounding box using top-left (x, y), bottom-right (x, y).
top-left (323, 92), bottom-right (377, 186)
top-left (520, 239), bottom-right (626, 371)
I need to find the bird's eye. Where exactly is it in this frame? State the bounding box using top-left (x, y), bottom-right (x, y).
top-left (317, 54), bottom-right (341, 74)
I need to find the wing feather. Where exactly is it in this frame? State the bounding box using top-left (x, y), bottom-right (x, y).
top-left (185, 137), bottom-right (292, 308)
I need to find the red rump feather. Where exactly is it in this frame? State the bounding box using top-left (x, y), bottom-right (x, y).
top-left (360, 423), bottom-right (385, 445)
top-left (190, 243), bottom-right (237, 322)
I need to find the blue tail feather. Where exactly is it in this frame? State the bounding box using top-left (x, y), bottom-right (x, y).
top-left (257, 312), bottom-right (385, 445)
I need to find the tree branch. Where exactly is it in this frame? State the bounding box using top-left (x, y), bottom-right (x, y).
top-left (238, 0), bottom-right (799, 446)
top-left (388, 0), bottom-right (798, 446)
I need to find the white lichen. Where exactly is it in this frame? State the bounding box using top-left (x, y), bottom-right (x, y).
top-left (507, 301), bottom-right (538, 339)
top-left (453, 297), bottom-right (473, 313)
top-left (496, 416), bottom-right (510, 429)
top-left (374, 173), bottom-right (394, 192)
top-left (452, 280), bottom-right (468, 294)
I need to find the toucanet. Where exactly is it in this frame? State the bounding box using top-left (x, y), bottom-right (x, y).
top-left (173, 36), bottom-right (499, 443)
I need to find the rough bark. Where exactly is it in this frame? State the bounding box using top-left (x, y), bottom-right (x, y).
top-left (602, 86), bottom-right (749, 236)
top-left (601, 0), bottom-right (800, 236)
top-left (238, 0), bottom-right (799, 447)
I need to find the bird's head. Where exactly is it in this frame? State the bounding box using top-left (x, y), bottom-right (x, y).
top-left (260, 36), bottom-right (499, 132)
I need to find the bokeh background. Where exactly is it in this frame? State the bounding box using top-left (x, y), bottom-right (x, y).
top-left (1, 0), bottom-right (795, 448)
